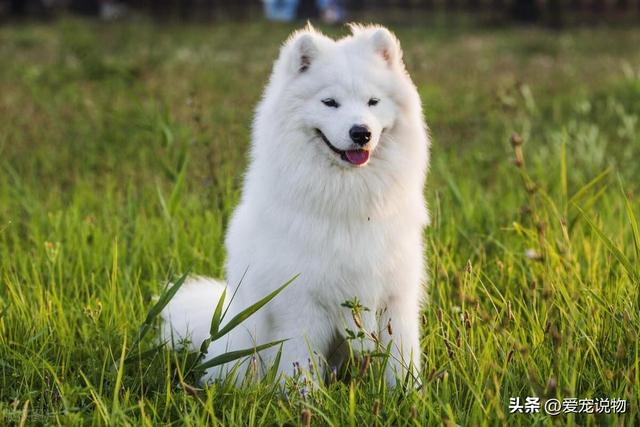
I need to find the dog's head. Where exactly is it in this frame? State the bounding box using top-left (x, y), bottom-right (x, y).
top-left (257, 24), bottom-right (423, 170)
top-left (249, 24), bottom-right (428, 219)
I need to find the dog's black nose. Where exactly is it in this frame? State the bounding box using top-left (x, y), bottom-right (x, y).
top-left (349, 125), bottom-right (371, 146)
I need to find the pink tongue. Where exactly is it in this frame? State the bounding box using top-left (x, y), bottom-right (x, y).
top-left (344, 149), bottom-right (370, 165)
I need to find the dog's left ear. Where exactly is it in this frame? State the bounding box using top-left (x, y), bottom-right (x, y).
top-left (282, 23), bottom-right (330, 74)
top-left (371, 27), bottom-right (403, 68)
top-left (291, 32), bottom-right (319, 73)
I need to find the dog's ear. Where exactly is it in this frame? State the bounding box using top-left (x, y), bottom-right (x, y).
top-left (370, 27), bottom-right (402, 68)
top-left (282, 23), bottom-right (327, 74)
top-left (349, 24), bottom-right (403, 68)
top-left (291, 33), bottom-right (319, 73)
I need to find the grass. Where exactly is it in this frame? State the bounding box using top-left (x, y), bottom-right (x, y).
top-left (1, 16), bottom-right (639, 425)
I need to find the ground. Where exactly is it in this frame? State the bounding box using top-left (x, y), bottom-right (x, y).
top-left (0, 17), bottom-right (639, 425)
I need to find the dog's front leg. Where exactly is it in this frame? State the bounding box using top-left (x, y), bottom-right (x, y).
top-left (274, 336), bottom-right (324, 384)
top-left (266, 313), bottom-right (334, 388)
top-left (379, 296), bottom-right (422, 387)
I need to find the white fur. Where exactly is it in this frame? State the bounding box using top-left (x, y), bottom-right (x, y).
top-left (160, 277), bottom-right (227, 348)
top-left (161, 24), bottom-right (430, 386)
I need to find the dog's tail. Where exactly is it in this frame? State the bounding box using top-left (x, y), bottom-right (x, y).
top-left (159, 276), bottom-right (227, 351)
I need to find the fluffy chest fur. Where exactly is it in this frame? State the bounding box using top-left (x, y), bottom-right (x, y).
top-left (225, 191), bottom-right (425, 309)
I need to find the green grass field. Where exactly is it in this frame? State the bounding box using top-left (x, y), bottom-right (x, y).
top-left (1, 17), bottom-right (639, 425)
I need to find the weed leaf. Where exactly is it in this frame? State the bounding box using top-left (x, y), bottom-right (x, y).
top-left (131, 271), bottom-right (190, 350)
top-left (210, 275), bottom-right (298, 341)
top-left (194, 339), bottom-right (287, 371)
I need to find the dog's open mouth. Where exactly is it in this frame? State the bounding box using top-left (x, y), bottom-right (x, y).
top-left (315, 129), bottom-right (370, 166)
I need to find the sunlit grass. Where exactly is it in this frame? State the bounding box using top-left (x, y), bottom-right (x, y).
top-left (0, 17), bottom-right (638, 425)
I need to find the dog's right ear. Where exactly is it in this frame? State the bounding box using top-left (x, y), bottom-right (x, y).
top-left (281, 24), bottom-right (327, 74)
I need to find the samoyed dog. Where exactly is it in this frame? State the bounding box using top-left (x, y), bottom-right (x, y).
top-left (161, 23), bottom-right (430, 386)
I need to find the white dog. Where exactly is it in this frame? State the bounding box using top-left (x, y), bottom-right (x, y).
top-left (161, 23), bottom-right (430, 386)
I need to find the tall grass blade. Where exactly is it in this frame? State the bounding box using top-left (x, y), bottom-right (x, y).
top-left (574, 205), bottom-right (639, 283)
top-left (569, 167), bottom-right (610, 206)
top-left (79, 370), bottom-right (109, 424)
top-left (210, 275), bottom-right (298, 341)
top-left (131, 271), bottom-right (190, 349)
top-left (209, 287), bottom-right (227, 338)
top-left (198, 287), bottom-right (227, 355)
top-left (265, 343), bottom-right (284, 383)
top-left (619, 178), bottom-right (640, 262)
top-left (112, 332), bottom-right (127, 410)
top-left (194, 339), bottom-right (287, 371)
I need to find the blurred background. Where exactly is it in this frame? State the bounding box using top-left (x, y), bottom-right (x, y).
top-left (2, 0), bottom-right (640, 25)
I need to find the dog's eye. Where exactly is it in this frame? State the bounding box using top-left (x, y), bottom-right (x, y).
top-left (368, 98), bottom-right (380, 106)
top-left (322, 98), bottom-right (340, 108)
